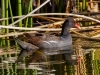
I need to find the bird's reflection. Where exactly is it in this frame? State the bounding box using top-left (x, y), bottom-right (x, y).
top-left (41, 45), bottom-right (73, 55)
top-left (23, 47), bottom-right (78, 75)
top-left (18, 46), bottom-right (79, 66)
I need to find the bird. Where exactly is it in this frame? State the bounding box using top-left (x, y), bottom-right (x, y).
top-left (23, 17), bottom-right (81, 65)
top-left (15, 17), bottom-right (80, 63)
top-left (23, 17), bottom-right (80, 49)
top-left (14, 38), bottom-right (39, 62)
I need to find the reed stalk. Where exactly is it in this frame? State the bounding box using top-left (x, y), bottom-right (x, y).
top-left (66, 65), bottom-right (74, 75)
top-left (33, 69), bottom-right (38, 75)
top-left (1, 57), bottom-right (4, 75)
top-left (58, 0), bottom-right (63, 13)
top-left (37, 0), bottom-right (40, 13)
top-left (82, 0), bottom-right (86, 11)
top-left (1, 0), bottom-right (5, 27)
top-left (5, 1), bottom-right (11, 72)
top-left (5, 0), bottom-right (10, 48)
top-left (22, 0), bottom-right (27, 25)
top-left (77, 0), bottom-right (80, 12)
top-left (1, 0), bottom-right (6, 47)
top-left (15, 0), bottom-right (22, 55)
top-left (94, 60), bottom-right (99, 75)
top-left (25, 0), bottom-right (32, 28)
top-left (5, 0), bottom-right (10, 71)
top-left (8, 0), bottom-right (18, 51)
top-left (28, 0), bottom-right (33, 28)
top-left (8, 0), bottom-right (14, 23)
top-left (17, 0), bottom-right (22, 27)
top-left (22, 0), bottom-right (27, 15)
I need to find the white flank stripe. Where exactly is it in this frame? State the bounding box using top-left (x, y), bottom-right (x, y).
top-left (43, 41), bottom-right (51, 45)
top-left (49, 41), bottom-right (57, 43)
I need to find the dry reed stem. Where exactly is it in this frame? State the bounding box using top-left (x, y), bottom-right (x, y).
top-left (33, 16), bottom-right (55, 23)
top-left (0, 31), bottom-right (37, 38)
top-left (1, 24), bottom-right (100, 38)
top-left (0, 13), bottom-right (100, 26)
top-left (0, 51), bottom-right (18, 56)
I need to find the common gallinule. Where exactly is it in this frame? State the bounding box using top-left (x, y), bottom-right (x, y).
top-left (15, 38), bottom-right (39, 62)
top-left (15, 17), bottom-right (80, 62)
top-left (24, 17), bottom-right (80, 49)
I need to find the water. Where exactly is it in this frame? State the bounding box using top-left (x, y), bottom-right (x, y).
top-left (0, 46), bottom-right (87, 75)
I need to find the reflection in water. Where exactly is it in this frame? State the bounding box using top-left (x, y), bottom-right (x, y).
top-left (41, 45), bottom-right (73, 55)
top-left (0, 46), bottom-right (79, 75)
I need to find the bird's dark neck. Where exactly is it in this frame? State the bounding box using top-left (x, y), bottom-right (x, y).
top-left (60, 26), bottom-right (70, 38)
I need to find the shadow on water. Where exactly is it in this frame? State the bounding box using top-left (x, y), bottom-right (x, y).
top-left (0, 46), bottom-right (79, 75)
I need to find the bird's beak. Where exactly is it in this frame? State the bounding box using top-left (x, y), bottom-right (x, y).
top-left (75, 22), bottom-right (81, 29)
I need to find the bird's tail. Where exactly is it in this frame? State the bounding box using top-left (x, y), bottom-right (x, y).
top-left (14, 37), bottom-right (27, 49)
